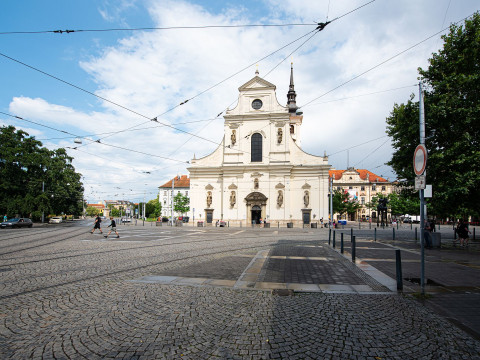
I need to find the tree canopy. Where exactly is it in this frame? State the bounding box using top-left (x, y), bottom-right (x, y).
top-left (386, 13), bottom-right (480, 219)
top-left (331, 190), bottom-right (362, 220)
top-left (0, 126), bottom-right (84, 219)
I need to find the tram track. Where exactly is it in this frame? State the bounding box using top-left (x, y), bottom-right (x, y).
top-left (0, 233), bottom-right (325, 300)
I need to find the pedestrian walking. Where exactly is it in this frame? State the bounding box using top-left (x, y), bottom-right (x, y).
top-left (456, 219), bottom-right (471, 247)
top-left (91, 215), bottom-right (103, 234)
top-left (104, 217), bottom-right (119, 239)
top-left (3, 214), bottom-right (7, 222)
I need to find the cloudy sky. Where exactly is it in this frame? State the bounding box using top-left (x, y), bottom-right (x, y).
top-left (1, 0), bottom-right (478, 203)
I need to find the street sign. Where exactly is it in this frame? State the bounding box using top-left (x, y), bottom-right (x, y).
top-left (413, 144), bottom-right (427, 175)
top-left (415, 175), bottom-right (426, 190)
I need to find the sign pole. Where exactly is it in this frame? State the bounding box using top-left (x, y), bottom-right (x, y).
top-left (419, 82), bottom-right (426, 296)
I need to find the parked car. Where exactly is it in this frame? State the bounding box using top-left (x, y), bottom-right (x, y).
top-left (49, 216), bottom-right (63, 224)
top-left (338, 220), bottom-right (347, 225)
top-left (121, 217), bottom-right (131, 223)
top-left (1, 218), bottom-right (33, 229)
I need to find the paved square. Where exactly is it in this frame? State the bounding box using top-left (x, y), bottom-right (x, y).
top-left (1, 223), bottom-right (480, 359)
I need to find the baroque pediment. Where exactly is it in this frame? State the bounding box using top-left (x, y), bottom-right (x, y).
top-left (239, 76), bottom-right (276, 91)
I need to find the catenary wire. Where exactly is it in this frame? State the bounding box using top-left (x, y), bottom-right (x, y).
top-left (0, 23), bottom-right (317, 35)
top-left (299, 12), bottom-right (475, 109)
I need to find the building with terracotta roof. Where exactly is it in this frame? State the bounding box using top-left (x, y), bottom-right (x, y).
top-left (158, 175), bottom-right (191, 219)
top-left (329, 167), bottom-right (395, 221)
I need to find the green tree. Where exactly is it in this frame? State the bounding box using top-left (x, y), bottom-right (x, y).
top-left (174, 193), bottom-right (190, 216)
top-left (386, 13), bottom-right (480, 219)
top-left (331, 190), bottom-right (361, 220)
top-left (85, 206), bottom-right (100, 217)
top-left (0, 126), bottom-right (84, 219)
top-left (146, 198), bottom-right (161, 218)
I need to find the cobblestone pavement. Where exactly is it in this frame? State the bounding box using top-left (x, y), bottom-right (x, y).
top-left (1, 223), bottom-right (480, 359)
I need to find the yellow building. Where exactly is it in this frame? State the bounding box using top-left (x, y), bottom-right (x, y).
top-left (330, 168), bottom-right (395, 221)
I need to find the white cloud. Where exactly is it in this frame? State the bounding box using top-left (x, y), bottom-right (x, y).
top-left (6, 0), bottom-right (480, 200)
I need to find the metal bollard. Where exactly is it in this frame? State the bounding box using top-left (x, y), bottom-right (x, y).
top-left (352, 236), bottom-right (356, 262)
top-left (369, 222), bottom-right (371, 229)
top-left (329, 228), bottom-right (331, 245)
top-left (411, 223), bottom-right (413, 230)
top-left (351, 228), bottom-right (353, 242)
top-left (473, 228), bottom-right (476, 241)
top-left (341, 233), bottom-right (344, 254)
top-left (415, 227), bottom-right (418, 241)
top-left (374, 227), bottom-right (377, 242)
top-left (395, 249), bottom-right (403, 291)
top-left (359, 222), bottom-right (361, 229)
top-left (454, 229), bottom-right (457, 240)
top-left (393, 227), bottom-right (395, 241)
top-left (333, 230), bottom-right (336, 249)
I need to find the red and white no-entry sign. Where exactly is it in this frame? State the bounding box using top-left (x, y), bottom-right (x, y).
top-left (413, 144), bottom-right (427, 176)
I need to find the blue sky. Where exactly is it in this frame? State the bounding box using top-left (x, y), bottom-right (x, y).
top-left (1, 0), bottom-right (479, 203)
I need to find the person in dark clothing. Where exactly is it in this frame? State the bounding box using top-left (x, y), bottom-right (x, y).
top-left (91, 215), bottom-right (103, 234)
top-left (104, 217), bottom-right (119, 239)
top-left (424, 219), bottom-right (432, 248)
top-left (456, 219), bottom-right (471, 247)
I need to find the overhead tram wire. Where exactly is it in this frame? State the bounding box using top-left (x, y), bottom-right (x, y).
top-left (0, 23), bottom-right (317, 36)
top-left (299, 12), bottom-right (475, 109)
top-left (164, 0), bottom-right (377, 158)
top-left (0, 111), bottom-right (188, 165)
top-left (67, 28), bottom-right (322, 148)
top-left (0, 1), bottom-right (377, 154)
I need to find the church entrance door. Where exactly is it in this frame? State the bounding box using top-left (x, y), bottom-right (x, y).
top-left (245, 192), bottom-right (268, 225)
top-left (251, 205), bottom-right (261, 224)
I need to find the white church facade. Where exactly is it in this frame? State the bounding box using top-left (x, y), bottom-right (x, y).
top-left (188, 67), bottom-right (331, 226)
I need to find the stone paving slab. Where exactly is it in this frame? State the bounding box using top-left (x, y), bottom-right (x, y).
top-left (2, 225), bottom-right (480, 359)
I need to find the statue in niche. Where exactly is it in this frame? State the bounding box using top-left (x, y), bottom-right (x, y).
top-left (230, 191), bottom-right (236, 207)
top-left (304, 190), bottom-right (310, 208)
top-left (206, 191), bottom-right (212, 208)
top-left (277, 190), bottom-right (283, 207)
top-left (277, 128), bottom-right (283, 144)
top-left (254, 178), bottom-right (259, 189)
top-left (231, 130), bottom-right (236, 146)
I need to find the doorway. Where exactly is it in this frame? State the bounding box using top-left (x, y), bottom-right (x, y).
top-left (251, 205), bottom-right (261, 224)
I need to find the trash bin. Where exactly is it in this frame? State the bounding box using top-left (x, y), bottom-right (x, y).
top-left (311, 223), bottom-right (317, 228)
top-left (287, 222), bottom-right (293, 228)
top-left (197, 221), bottom-right (204, 227)
top-left (264, 223), bottom-right (270, 228)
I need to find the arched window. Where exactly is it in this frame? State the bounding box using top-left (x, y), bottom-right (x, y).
top-left (251, 133), bottom-right (262, 162)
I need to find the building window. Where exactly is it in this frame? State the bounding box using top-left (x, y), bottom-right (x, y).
top-left (185, 191), bottom-right (188, 196)
top-left (349, 186), bottom-right (353, 189)
top-left (251, 133), bottom-right (262, 162)
top-left (164, 191), bottom-right (166, 196)
top-left (361, 197), bottom-right (365, 205)
top-left (337, 186), bottom-right (342, 191)
top-left (290, 125), bottom-right (294, 134)
top-left (372, 184), bottom-right (376, 191)
top-left (163, 200), bottom-right (166, 205)
top-left (381, 185), bottom-right (386, 191)
top-left (361, 186), bottom-right (365, 191)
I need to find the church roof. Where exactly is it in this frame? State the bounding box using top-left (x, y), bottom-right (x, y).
top-left (238, 75), bottom-right (276, 91)
top-left (329, 169), bottom-right (388, 182)
top-left (159, 175), bottom-right (190, 188)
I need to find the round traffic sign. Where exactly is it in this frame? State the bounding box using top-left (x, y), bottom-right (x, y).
top-left (413, 144), bottom-right (427, 175)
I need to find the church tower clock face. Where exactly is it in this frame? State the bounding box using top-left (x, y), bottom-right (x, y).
top-left (252, 99), bottom-right (263, 110)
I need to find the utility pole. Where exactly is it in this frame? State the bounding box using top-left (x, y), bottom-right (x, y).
top-left (419, 82), bottom-right (426, 296)
top-left (143, 190), bottom-right (146, 226)
top-left (42, 181), bottom-right (45, 223)
top-left (329, 176), bottom-right (333, 229)
top-left (171, 177), bottom-right (175, 226)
